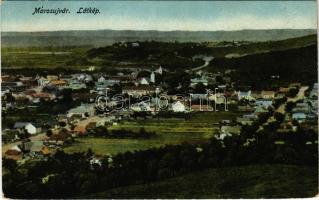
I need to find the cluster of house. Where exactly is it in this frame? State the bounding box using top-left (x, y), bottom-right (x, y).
top-left (291, 83), bottom-right (318, 123)
top-left (214, 82), bottom-right (318, 142)
top-left (2, 64), bottom-right (318, 161)
top-left (1, 66), bottom-right (164, 108)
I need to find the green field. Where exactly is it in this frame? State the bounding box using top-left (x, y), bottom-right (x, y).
top-left (2, 47), bottom-right (89, 69)
top-left (64, 112), bottom-right (241, 155)
top-left (83, 164), bottom-right (318, 198)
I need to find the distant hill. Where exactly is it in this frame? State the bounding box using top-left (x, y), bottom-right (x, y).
top-left (1, 29), bottom-right (316, 47)
top-left (209, 44), bottom-right (317, 88)
top-left (82, 165), bottom-right (317, 199)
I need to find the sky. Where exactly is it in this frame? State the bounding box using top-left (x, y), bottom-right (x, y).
top-left (1, 1), bottom-right (317, 32)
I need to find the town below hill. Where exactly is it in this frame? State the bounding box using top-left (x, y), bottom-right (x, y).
top-left (2, 32), bottom-right (318, 198)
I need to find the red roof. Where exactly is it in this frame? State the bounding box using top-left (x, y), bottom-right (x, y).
top-left (5, 149), bottom-right (21, 156)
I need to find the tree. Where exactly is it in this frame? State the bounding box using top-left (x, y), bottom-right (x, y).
top-left (287, 88), bottom-right (299, 98)
top-left (59, 121), bottom-right (67, 127)
top-left (285, 101), bottom-right (296, 112)
top-left (46, 130), bottom-right (53, 137)
top-left (3, 158), bottom-right (17, 173)
top-left (137, 70), bottom-right (151, 78)
top-left (274, 112), bottom-right (285, 123)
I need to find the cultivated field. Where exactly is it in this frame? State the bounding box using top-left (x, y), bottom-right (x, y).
top-left (64, 112), bottom-right (241, 155)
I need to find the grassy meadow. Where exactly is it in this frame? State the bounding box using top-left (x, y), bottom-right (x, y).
top-left (64, 112), bottom-right (241, 155)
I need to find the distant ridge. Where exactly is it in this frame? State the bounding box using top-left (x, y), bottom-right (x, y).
top-left (1, 29), bottom-right (316, 47)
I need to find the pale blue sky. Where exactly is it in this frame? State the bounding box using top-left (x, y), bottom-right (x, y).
top-left (1, 1), bottom-right (317, 32)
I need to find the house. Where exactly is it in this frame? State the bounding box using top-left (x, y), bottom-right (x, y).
top-left (191, 104), bottom-right (213, 111)
top-left (220, 119), bottom-right (231, 124)
top-left (292, 112), bottom-right (306, 122)
top-left (251, 91), bottom-right (261, 100)
top-left (276, 93), bottom-right (286, 99)
top-left (236, 117), bottom-right (253, 125)
top-left (254, 106), bottom-right (268, 114)
top-left (68, 80), bottom-right (86, 90)
top-left (5, 146), bottom-right (22, 160)
top-left (131, 42), bottom-right (140, 47)
top-left (138, 77), bottom-right (149, 85)
top-left (1, 82), bottom-right (28, 92)
top-left (37, 76), bottom-right (50, 86)
top-left (19, 77), bottom-right (34, 87)
top-left (309, 83), bottom-right (318, 99)
top-left (215, 132), bottom-right (232, 140)
top-left (31, 92), bottom-right (54, 101)
top-left (47, 75), bottom-right (59, 81)
top-left (73, 74), bottom-right (93, 82)
top-left (219, 125), bottom-right (241, 136)
top-left (67, 104), bottom-right (95, 118)
top-left (255, 99), bottom-right (273, 108)
top-left (292, 102), bottom-right (311, 113)
top-left (171, 101), bottom-right (186, 112)
top-left (237, 90), bottom-right (252, 100)
top-left (48, 131), bottom-right (72, 145)
top-left (95, 81), bottom-right (109, 91)
top-left (95, 78), bottom-right (120, 90)
top-left (50, 80), bottom-right (67, 88)
top-left (14, 122), bottom-right (41, 135)
top-left (261, 91), bottom-right (275, 99)
top-left (151, 97), bottom-right (169, 108)
top-left (191, 94), bottom-right (207, 101)
top-left (278, 87), bottom-right (290, 94)
top-left (208, 94), bottom-right (228, 105)
top-left (72, 93), bottom-right (97, 103)
top-left (60, 74), bottom-right (73, 82)
top-left (131, 102), bottom-right (151, 112)
top-left (238, 105), bottom-right (254, 112)
top-left (190, 78), bottom-right (208, 87)
top-left (89, 156), bottom-right (103, 169)
top-left (28, 141), bottom-right (45, 153)
top-left (98, 76), bottom-right (106, 83)
top-left (242, 113), bottom-right (257, 120)
top-left (122, 86), bottom-right (156, 96)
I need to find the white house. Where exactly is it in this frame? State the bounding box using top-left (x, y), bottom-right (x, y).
top-left (215, 132), bottom-right (232, 140)
top-left (237, 91), bottom-right (253, 100)
top-left (98, 76), bottom-right (106, 83)
top-left (132, 42), bottom-right (140, 47)
top-left (14, 122), bottom-right (41, 135)
top-left (172, 101), bottom-right (186, 112)
top-left (37, 77), bottom-right (49, 86)
top-left (139, 78), bottom-right (149, 85)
